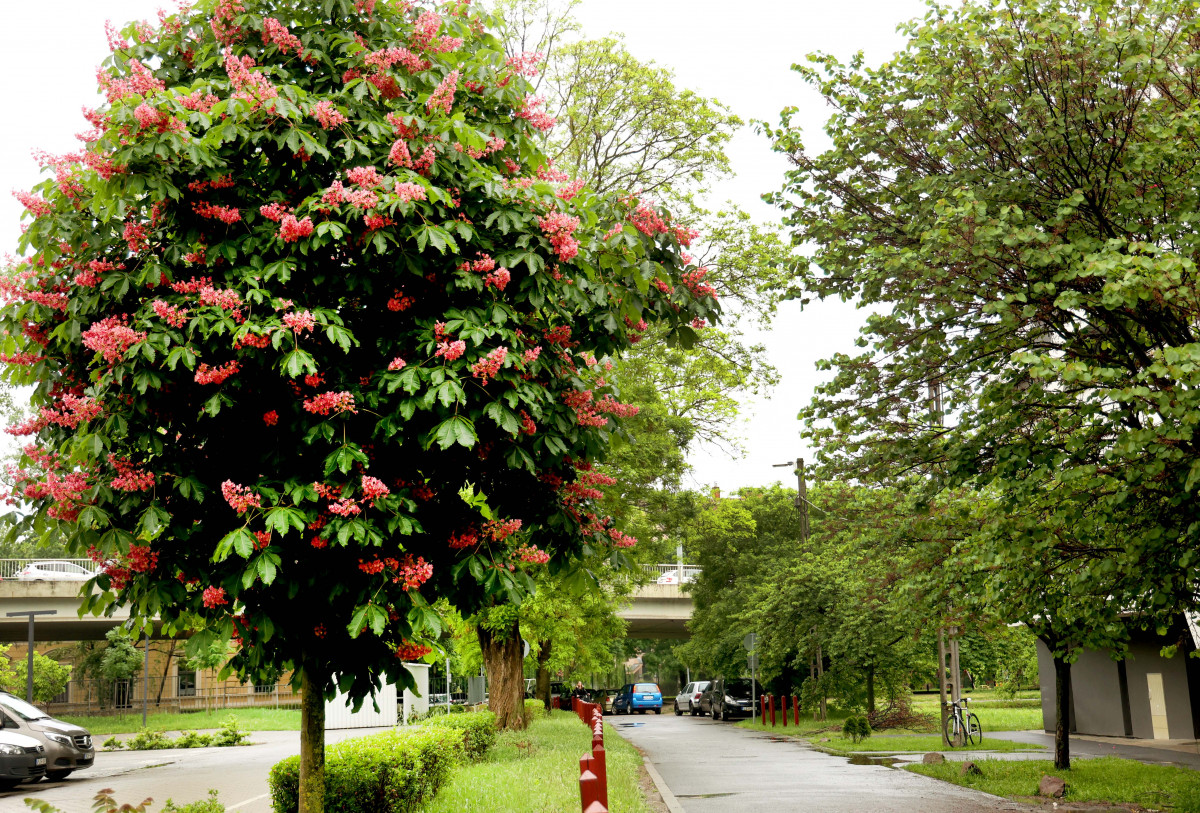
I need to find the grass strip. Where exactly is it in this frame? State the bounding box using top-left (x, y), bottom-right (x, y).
top-left (59, 707), bottom-right (300, 735)
top-left (907, 756), bottom-right (1200, 810)
top-left (423, 710), bottom-right (650, 812)
top-left (814, 734), bottom-right (1043, 753)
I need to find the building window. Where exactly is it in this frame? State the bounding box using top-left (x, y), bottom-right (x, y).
top-left (178, 669), bottom-right (197, 698)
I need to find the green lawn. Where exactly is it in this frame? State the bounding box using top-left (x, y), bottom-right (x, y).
top-left (816, 734), bottom-right (1043, 753)
top-left (423, 711), bottom-right (650, 812)
top-left (735, 711), bottom-right (851, 737)
top-left (907, 756), bottom-right (1200, 810)
top-left (911, 695), bottom-right (1043, 732)
top-left (59, 707), bottom-right (300, 735)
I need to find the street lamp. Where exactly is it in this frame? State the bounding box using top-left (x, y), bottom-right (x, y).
top-left (6, 611), bottom-right (58, 703)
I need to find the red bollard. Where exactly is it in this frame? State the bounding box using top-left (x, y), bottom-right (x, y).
top-left (591, 742), bottom-right (609, 808)
top-left (761, 695), bottom-right (767, 725)
top-left (580, 754), bottom-right (602, 812)
top-left (794, 695), bottom-right (800, 725)
top-left (781, 695), bottom-right (788, 727)
top-left (769, 694), bottom-right (776, 727)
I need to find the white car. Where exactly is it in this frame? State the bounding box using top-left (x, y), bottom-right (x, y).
top-left (656, 571), bottom-right (695, 585)
top-left (13, 562), bottom-right (94, 582)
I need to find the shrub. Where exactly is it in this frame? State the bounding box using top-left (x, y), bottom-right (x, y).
top-left (127, 728), bottom-right (174, 750)
top-left (174, 731), bottom-right (215, 749)
top-left (269, 726), bottom-right (465, 813)
top-left (163, 790), bottom-right (225, 813)
top-left (524, 699), bottom-right (547, 726)
top-left (420, 711), bottom-right (497, 761)
top-left (213, 716), bottom-right (249, 747)
top-left (102, 736), bottom-right (124, 750)
top-left (842, 715), bottom-right (872, 743)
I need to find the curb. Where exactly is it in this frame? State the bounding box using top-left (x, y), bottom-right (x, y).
top-left (641, 756), bottom-right (685, 813)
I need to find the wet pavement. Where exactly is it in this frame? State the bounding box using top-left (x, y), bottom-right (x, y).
top-left (989, 730), bottom-right (1200, 770)
top-left (610, 711), bottom-right (1028, 812)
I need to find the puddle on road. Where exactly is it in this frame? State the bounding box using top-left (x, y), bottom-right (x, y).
top-left (847, 755), bottom-right (906, 767)
top-left (615, 722), bottom-right (645, 728)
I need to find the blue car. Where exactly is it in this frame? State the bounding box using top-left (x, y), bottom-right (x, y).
top-left (613, 682), bottom-right (662, 714)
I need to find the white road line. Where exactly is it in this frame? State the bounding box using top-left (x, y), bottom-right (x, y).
top-left (226, 792), bottom-right (271, 810)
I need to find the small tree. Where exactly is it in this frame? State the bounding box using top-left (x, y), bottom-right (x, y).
top-left (1, 2), bottom-right (714, 809)
top-left (12, 652), bottom-right (72, 705)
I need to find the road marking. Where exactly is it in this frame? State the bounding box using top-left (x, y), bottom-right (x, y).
top-left (227, 792), bottom-right (271, 810)
top-left (642, 756), bottom-right (685, 813)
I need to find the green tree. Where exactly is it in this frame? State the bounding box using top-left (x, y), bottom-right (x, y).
top-left (10, 652), bottom-right (72, 705)
top-left (1, 2), bottom-right (715, 809)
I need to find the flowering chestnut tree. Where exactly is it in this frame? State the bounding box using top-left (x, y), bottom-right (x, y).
top-left (1, 0), bottom-right (715, 805)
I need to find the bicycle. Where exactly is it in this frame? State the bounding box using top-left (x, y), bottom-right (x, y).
top-left (944, 696), bottom-right (982, 746)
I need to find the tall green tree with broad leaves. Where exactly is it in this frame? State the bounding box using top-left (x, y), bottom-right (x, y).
top-left (0, 1), bottom-right (717, 808)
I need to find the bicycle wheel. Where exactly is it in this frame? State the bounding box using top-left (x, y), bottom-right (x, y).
top-left (967, 713), bottom-right (982, 746)
top-left (943, 711), bottom-right (957, 746)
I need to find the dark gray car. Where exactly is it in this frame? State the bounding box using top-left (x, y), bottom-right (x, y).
top-left (0, 693), bottom-right (93, 781)
top-left (0, 729), bottom-right (46, 790)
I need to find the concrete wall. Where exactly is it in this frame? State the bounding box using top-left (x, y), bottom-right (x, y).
top-left (1122, 642), bottom-right (1194, 740)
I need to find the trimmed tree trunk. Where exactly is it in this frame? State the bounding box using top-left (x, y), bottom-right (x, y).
top-left (865, 665), bottom-right (876, 714)
top-left (154, 639), bottom-right (177, 706)
top-left (299, 666), bottom-right (326, 813)
top-left (479, 621), bottom-right (526, 729)
top-left (535, 638), bottom-right (553, 710)
top-left (1053, 653), bottom-right (1071, 770)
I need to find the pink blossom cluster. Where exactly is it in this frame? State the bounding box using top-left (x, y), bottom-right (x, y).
top-left (459, 254), bottom-right (495, 274)
top-left (395, 642), bottom-right (432, 661)
top-left (210, 0), bottom-right (245, 44)
top-left (681, 268), bottom-right (717, 299)
top-left (109, 455), bottom-right (155, 491)
top-left (387, 290), bottom-right (413, 311)
top-left (484, 518), bottom-right (522, 542)
top-left (328, 498), bottom-right (361, 517)
top-left (388, 357), bottom-right (406, 371)
top-left (0, 351), bottom-right (44, 366)
top-left (448, 528), bottom-right (478, 549)
top-left (259, 202), bottom-right (291, 221)
top-left (347, 166), bottom-right (385, 187)
top-left (282, 310), bottom-right (316, 333)
top-left (194, 361), bottom-right (240, 385)
top-left (436, 339), bottom-right (466, 361)
top-left (187, 176), bottom-right (236, 193)
top-left (537, 212), bottom-right (581, 262)
top-left (426, 70), bottom-right (459, 115)
top-left (393, 182), bottom-right (426, 202)
top-left (193, 201), bottom-right (241, 224)
top-left (202, 585), bottom-right (228, 608)
top-left (309, 99), bottom-right (347, 130)
top-left (75, 259), bottom-right (123, 288)
top-left (0, 269), bottom-right (68, 312)
top-left (579, 469), bottom-right (618, 486)
top-left (409, 11), bottom-right (443, 51)
top-left (221, 480), bottom-right (262, 514)
top-left (514, 544), bottom-right (550, 564)
top-left (303, 391), bottom-right (356, 416)
top-left (628, 202), bottom-right (668, 236)
top-left (596, 395), bottom-right (638, 417)
top-left (262, 17), bottom-right (304, 56)
top-left (105, 19), bottom-right (129, 51)
top-left (397, 556), bottom-right (433, 591)
top-left (6, 395), bottom-right (103, 436)
top-left (485, 267), bottom-right (510, 290)
top-left (124, 221), bottom-right (149, 253)
top-left (519, 410), bottom-right (536, 435)
top-left (263, 410), bottom-right (278, 425)
top-left (364, 213), bottom-right (394, 230)
top-left (388, 140), bottom-right (413, 168)
top-left (544, 325), bottom-right (572, 346)
top-left (691, 317), bottom-right (707, 329)
top-left (413, 145), bottom-right (436, 175)
top-left (178, 90), bottom-right (220, 112)
top-left (279, 214), bottom-right (314, 242)
top-left (98, 59), bottom-right (165, 103)
top-left (470, 346), bottom-right (508, 384)
top-left (126, 544), bottom-right (158, 573)
top-left (152, 300), bottom-right (189, 327)
top-left (13, 191), bottom-right (52, 218)
top-left (453, 135), bottom-right (505, 159)
top-left (133, 103), bottom-right (184, 134)
top-left (199, 286), bottom-right (243, 310)
top-left (505, 51), bottom-right (544, 77)
top-left (171, 276), bottom-right (213, 294)
top-left (674, 226), bottom-right (700, 247)
top-left (516, 96), bottom-right (557, 132)
top-left (362, 476), bottom-right (390, 501)
top-left (224, 53), bottom-right (278, 106)
top-left (609, 528), bottom-right (637, 548)
top-left (82, 317), bottom-right (146, 363)
top-left (557, 179), bottom-right (585, 200)
top-left (364, 46), bottom-right (428, 74)
top-left (522, 347), bottom-right (541, 364)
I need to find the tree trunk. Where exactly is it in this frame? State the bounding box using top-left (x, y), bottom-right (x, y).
top-left (154, 640), bottom-right (177, 706)
top-left (1053, 653), bottom-right (1071, 770)
top-left (299, 666), bottom-right (326, 813)
top-left (865, 665), bottom-right (876, 714)
top-left (478, 621), bottom-right (526, 730)
top-left (535, 639), bottom-right (553, 710)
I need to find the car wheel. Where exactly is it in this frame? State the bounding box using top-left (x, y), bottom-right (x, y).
top-left (689, 703), bottom-right (698, 716)
top-left (654, 707), bottom-right (661, 715)
top-left (674, 702), bottom-right (683, 716)
top-left (45, 770), bottom-right (72, 781)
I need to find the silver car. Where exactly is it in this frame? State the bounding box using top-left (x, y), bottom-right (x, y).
top-left (673, 680), bottom-right (710, 716)
top-left (13, 562), bottom-right (94, 582)
top-left (0, 693), bottom-right (93, 781)
top-left (0, 729), bottom-right (46, 790)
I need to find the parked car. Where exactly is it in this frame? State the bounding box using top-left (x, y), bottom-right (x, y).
top-left (523, 680), bottom-right (566, 708)
top-left (13, 562), bottom-right (94, 582)
top-left (655, 571), bottom-right (696, 585)
top-left (0, 729), bottom-right (45, 790)
top-left (673, 680), bottom-right (711, 716)
top-left (0, 693), bottom-right (93, 781)
top-left (612, 682), bottom-right (662, 714)
top-left (700, 678), bottom-right (762, 721)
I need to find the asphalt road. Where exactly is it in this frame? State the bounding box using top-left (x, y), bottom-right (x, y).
top-left (0, 727), bottom-right (386, 813)
top-left (611, 710), bottom-right (1028, 812)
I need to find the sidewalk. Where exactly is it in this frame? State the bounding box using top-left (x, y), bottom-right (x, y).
top-left (988, 730), bottom-right (1200, 769)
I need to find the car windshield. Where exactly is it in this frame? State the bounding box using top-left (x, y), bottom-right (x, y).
top-left (634, 683), bottom-right (659, 693)
top-left (724, 680), bottom-right (758, 696)
top-left (0, 694), bottom-right (50, 721)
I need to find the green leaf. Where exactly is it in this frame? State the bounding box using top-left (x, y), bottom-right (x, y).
top-left (431, 416), bottom-right (477, 449)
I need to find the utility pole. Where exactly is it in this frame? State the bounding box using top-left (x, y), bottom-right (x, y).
top-left (928, 381), bottom-right (962, 746)
top-left (774, 458), bottom-right (821, 720)
top-left (6, 611), bottom-right (57, 703)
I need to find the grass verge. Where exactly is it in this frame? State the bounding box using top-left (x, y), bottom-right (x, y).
top-left (911, 697), bottom-right (1042, 732)
top-left (815, 734), bottom-right (1043, 753)
top-left (907, 756), bottom-right (1200, 810)
top-left (423, 710), bottom-right (650, 813)
top-left (59, 707), bottom-right (300, 735)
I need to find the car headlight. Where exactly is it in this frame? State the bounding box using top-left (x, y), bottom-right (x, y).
top-left (45, 733), bottom-right (72, 746)
top-left (0, 744), bottom-right (22, 755)
top-left (725, 695), bottom-right (737, 704)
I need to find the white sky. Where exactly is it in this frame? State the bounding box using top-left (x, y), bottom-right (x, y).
top-left (0, 0), bottom-right (931, 492)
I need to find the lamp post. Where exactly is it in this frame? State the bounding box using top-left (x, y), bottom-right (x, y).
top-left (6, 611), bottom-right (58, 703)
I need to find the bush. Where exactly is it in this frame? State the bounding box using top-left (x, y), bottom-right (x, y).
top-left (127, 728), bottom-right (174, 750)
top-left (174, 731), bottom-right (215, 749)
top-left (842, 715), bottom-right (872, 744)
top-left (102, 736), bottom-right (124, 751)
top-left (524, 699), bottom-right (547, 726)
top-left (420, 711), bottom-right (497, 761)
top-left (269, 726), bottom-right (465, 813)
top-left (212, 716), bottom-right (249, 747)
top-left (163, 790), bottom-right (224, 812)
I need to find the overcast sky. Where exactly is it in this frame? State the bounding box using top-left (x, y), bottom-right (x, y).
top-left (0, 0), bottom-right (931, 492)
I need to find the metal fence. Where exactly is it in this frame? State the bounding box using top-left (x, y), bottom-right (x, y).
top-left (39, 675), bottom-right (299, 717)
top-left (641, 563), bottom-right (702, 581)
top-left (0, 559), bottom-right (95, 579)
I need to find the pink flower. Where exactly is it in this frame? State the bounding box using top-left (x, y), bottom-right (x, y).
top-left (263, 410), bottom-right (279, 426)
top-left (283, 310), bottom-right (316, 333)
top-left (328, 498), bottom-right (361, 517)
top-left (13, 190), bottom-right (53, 218)
top-left (259, 202), bottom-right (291, 222)
top-left (82, 317), bottom-right (146, 363)
top-left (522, 347), bottom-right (541, 364)
top-left (537, 212), bottom-right (581, 263)
top-left (310, 99), bottom-right (347, 129)
top-left (199, 286), bottom-right (243, 310)
top-left (151, 300), bottom-right (189, 328)
top-left (516, 95), bottom-right (556, 131)
top-left (279, 214), bottom-right (314, 242)
top-left (202, 585), bottom-right (228, 608)
top-left (362, 476), bottom-right (390, 500)
top-left (485, 267), bottom-right (510, 290)
top-left (220, 480), bottom-right (261, 514)
top-left (347, 166), bottom-right (385, 187)
top-left (506, 51), bottom-right (543, 77)
top-left (388, 357), bottom-right (406, 371)
top-left (303, 391), bottom-right (356, 416)
top-left (470, 346), bottom-right (508, 385)
top-left (262, 17), bottom-right (304, 56)
top-left (515, 544), bottom-right (550, 565)
top-left (194, 361), bottom-right (240, 385)
top-left (393, 182), bottom-right (426, 202)
top-left (435, 340), bottom-right (466, 361)
top-left (388, 139), bottom-right (413, 168)
top-left (426, 70), bottom-right (459, 115)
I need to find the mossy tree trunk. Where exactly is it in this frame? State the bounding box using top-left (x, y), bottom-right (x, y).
top-left (1054, 653), bottom-right (1071, 770)
top-left (535, 638), bottom-right (553, 710)
top-left (479, 621), bottom-right (526, 730)
top-left (300, 666), bottom-right (326, 813)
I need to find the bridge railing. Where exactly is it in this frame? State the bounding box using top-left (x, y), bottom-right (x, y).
top-left (0, 558), bottom-right (95, 579)
top-left (640, 563), bottom-right (701, 583)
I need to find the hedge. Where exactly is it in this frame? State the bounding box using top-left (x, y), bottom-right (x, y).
top-left (269, 726), bottom-right (464, 813)
top-left (419, 711), bottom-right (497, 761)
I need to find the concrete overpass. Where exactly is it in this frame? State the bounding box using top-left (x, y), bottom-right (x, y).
top-left (616, 565), bottom-right (697, 639)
